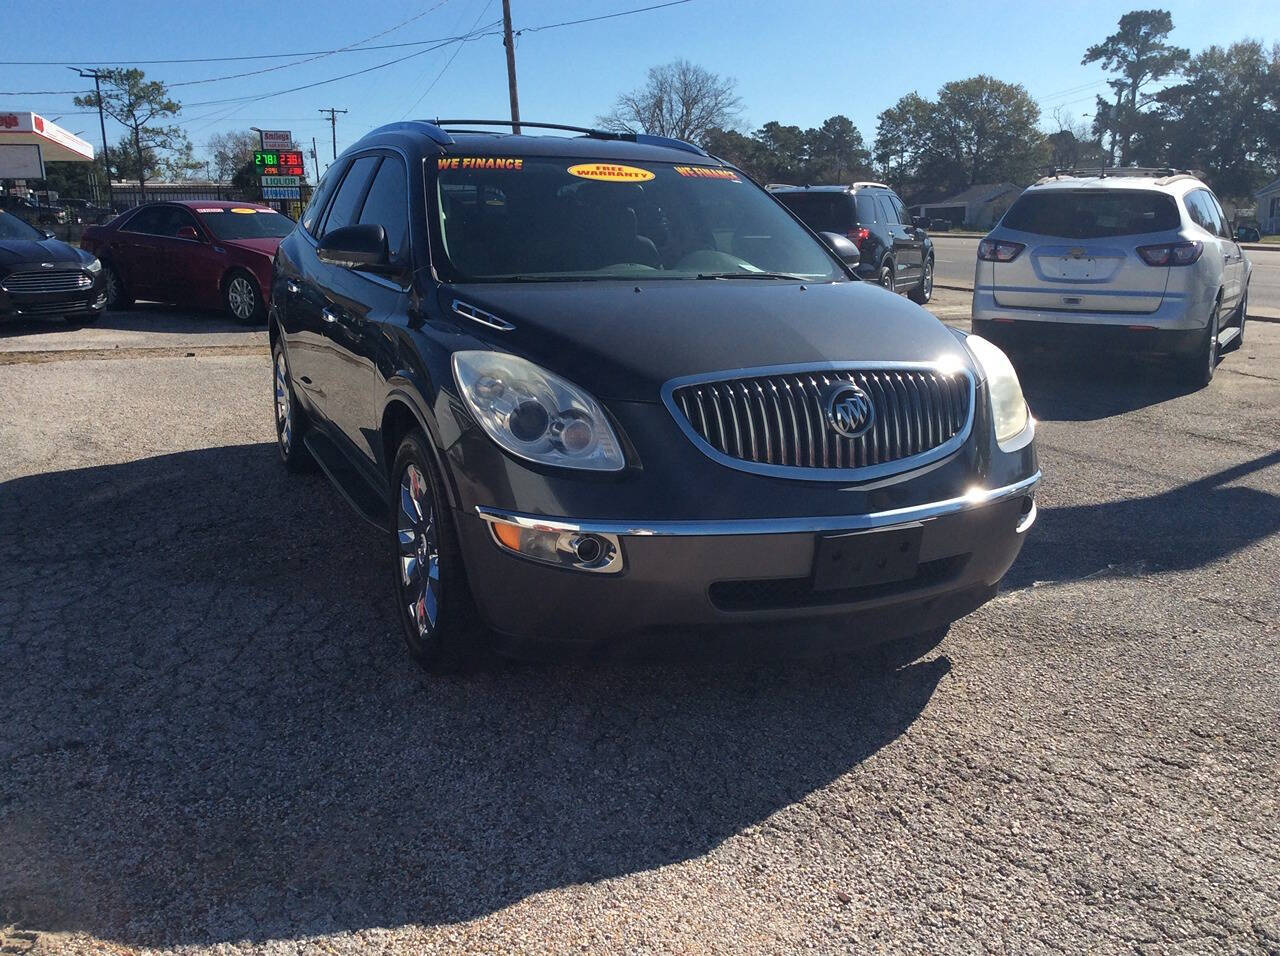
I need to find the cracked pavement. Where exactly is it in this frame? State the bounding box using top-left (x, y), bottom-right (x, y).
top-left (0, 309), bottom-right (1277, 954)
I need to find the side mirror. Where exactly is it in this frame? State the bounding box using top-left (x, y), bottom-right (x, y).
top-left (912, 216), bottom-right (929, 230)
top-left (819, 231), bottom-right (861, 269)
top-left (176, 225), bottom-right (202, 242)
top-left (316, 223), bottom-right (392, 271)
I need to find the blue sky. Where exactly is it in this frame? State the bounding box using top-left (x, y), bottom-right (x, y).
top-left (3, 0), bottom-right (1273, 176)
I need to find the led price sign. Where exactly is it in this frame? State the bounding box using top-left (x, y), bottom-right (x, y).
top-left (254, 150), bottom-right (305, 177)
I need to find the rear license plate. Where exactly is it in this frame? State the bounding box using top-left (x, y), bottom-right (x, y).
top-left (1055, 256), bottom-right (1096, 279)
top-left (812, 524), bottom-right (923, 592)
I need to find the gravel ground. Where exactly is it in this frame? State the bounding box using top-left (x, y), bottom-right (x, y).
top-left (1, 310), bottom-right (1277, 954)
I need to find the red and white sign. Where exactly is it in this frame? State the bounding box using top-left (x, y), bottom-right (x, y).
top-left (0, 112), bottom-right (94, 162)
top-left (260, 129), bottom-right (293, 150)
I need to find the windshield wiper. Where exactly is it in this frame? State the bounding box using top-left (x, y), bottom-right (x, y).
top-left (696, 271), bottom-right (811, 281)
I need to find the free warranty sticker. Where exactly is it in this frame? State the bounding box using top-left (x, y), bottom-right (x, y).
top-left (566, 163), bottom-right (655, 183)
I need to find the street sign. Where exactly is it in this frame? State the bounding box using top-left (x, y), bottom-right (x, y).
top-left (262, 186), bottom-right (301, 199)
top-left (260, 129), bottom-right (292, 150)
top-left (260, 175), bottom-right (300, 186)
top-left (255, 150), bottom-right (305, 177)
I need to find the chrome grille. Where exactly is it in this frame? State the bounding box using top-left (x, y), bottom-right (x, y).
top-left (2, 270), bottom-right (93, 294)
top-left (666, 364), bottom-right (974, 479)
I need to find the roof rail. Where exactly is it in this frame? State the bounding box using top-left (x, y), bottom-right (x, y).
top-left (368, 120), bottom-right (455, 147)
top-left (430, 119), bottom-right (708, 157)
top-left (851, 180), bottom-right (889, 189)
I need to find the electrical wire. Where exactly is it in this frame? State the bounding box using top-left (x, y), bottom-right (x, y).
top-left (400, 0), bottom-right (496, 119)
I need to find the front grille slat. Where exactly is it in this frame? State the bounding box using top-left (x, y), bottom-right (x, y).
top-left (2, 270), bottom-right (93, 295)
top-left (671, 365), bottom-right (972, 477)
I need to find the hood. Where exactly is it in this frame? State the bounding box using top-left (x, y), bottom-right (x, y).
top-left (441, 279), bottom-right (970, 402)
top-left (218, 236), bottom-right (282, 256)
top-left (0, 236), bottom-right (84, 268)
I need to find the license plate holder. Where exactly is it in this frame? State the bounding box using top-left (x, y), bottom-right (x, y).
top-left (1056, 256), bottom-right (1096, 279)
top-left (812, 524), bottom-right (923, 592)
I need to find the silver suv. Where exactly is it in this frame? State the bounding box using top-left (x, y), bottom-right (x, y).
top-left (971, 169), bottom-right (1251, 387)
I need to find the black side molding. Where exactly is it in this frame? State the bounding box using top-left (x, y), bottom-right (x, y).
top-left (303, 430), bottom-right (392, 533)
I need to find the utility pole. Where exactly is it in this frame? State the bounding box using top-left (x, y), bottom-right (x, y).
top-left (311, 137), bottom-right (321, 181)
top-left (71, 67), bottom-right (113, 208)
top-left (318, 108), bottom-right (347, 161)
top-left (501, 0), bottom-right (521, 135)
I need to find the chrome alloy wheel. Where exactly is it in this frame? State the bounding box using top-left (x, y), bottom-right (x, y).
top-left (274, 351), bottom-right (292, 453)
top-left (227, 275), bottom-right (257, 320)
top-left (922, 260), bottom-right (933, 298)
top-left (398, 463), bottom-right (441, 640)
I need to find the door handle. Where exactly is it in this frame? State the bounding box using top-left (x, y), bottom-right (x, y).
top-left (321, 307), bottom-right (338, 324)
top-left (286, 279), bottom-right (301, 295)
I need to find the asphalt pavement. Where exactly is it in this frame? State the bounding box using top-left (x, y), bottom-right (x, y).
top-left (929, 235), bottom-right (1280, 318)
top-left (1, 302), bottom-right (1277, 953)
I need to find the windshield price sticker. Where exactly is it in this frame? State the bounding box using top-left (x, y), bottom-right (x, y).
top-left (437, 157), bottom-right (524, 171)
top-left (673, 165), bottom-right (740, 181)
top-left (567, 163), bottom-right (655, 183)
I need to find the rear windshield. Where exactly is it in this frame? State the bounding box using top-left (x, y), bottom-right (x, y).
top-left (199, 208), bottom-right (294, 240)
top-left (1000, 190), bottom-right (1180, 239)
top-left (434, 157), bottom-right (844, 282)
top-left (774, 193), bottom-right (852, 233)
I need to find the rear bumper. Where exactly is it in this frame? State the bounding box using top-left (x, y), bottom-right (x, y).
top-left (972, 287), bottom-right (1204, 332)
top-left (456, 472), bottom-right (1040, 648)
top-left (971, 316), bottom-right (1202, 357)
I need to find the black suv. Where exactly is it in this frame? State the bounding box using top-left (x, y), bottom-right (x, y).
top-left (270, 121), bottom-right (1038, 670)
top-left (772, 184), bottom-right (934, 303)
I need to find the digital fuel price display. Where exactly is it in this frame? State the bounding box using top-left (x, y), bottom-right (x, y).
top-left (254, 149), bottom-right (305, 177)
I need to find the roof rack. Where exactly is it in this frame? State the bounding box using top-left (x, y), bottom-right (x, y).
top-left (1038, 165), bottom-right (1201, 184)
top-left (851, 180), bottom-right (890, 189)
top-left (430, 119), bottom-right (708, 157)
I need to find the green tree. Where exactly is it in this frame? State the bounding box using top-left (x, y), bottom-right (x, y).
top-left (873, 93), bottom-right (932, 190)
top-left (74, 68), bottom-right (194, 199)
top-left (207, 130), bottom-right (262, 182)
top-left (700, 127), bottom-right (768, 180)
top-left (804, 115), bottom-right (872, 183)
top-left (599, 60), bottom-right (742, 142)
top-left (752, 121), bottom-right (809, 183)
top-left (1082, 9), bottom-right (1189, 165)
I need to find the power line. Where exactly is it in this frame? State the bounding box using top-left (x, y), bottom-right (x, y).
top-left (402, 0), bottom-right (496, 119)
top-left (318, 107), bottom-right (348, 160)
top-left (514, 0), bottom-right (692, 36)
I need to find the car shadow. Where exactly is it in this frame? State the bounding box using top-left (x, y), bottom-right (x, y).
top-left (1007, 449), bottom-right (1280, 590)
top-left (1013, 350), bottom-right (1198, 422)
top-left (0, 443), bottom-right (948, 947)
top-left (0, 303), bottom-right (258, 339)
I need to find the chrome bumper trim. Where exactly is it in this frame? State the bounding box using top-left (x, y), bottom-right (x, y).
top-left (475, 471), bottom-right (1041, 538)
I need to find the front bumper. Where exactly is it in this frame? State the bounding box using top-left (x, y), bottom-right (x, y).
top-left (456, 471), bottom-right (1040, 648)
top-left (0, 280), bottom-right (106, 321)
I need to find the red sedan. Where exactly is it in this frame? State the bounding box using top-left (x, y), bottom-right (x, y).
top-left (81, 201), bottom-right (294, 324)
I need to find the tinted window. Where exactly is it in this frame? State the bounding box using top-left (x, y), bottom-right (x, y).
top-left (321, 156), bottom-right (379, 236)
top-left (201, 208), bottom-right (294, 240)
top-left (1207, 194), bottom-right (1233, 239)
top-left (1185, 189), bottom-right (1227, 238)
top-left (357, 157), bottom-right (410, 263)
top-left (855, 194), bottom-right (879, 223)
top-left (122, 206), bottom-right (170, 235)
top-left (302, 162), bottom-right (343, 235)
top-left (773, 193), bottom-right (851, 232)
top-left (888, 193), bottom-right (909, 224)
top-left (1001, 190), bottom-right (1180, 238)
top-left (875, 194), bottom-right (899, 225)
top-left (435, 157), bottom-right (843, 282)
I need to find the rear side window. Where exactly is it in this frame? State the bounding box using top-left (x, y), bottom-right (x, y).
top-left (122, 206), bottom-right (169, 235)
top-left (321, 156), bottom-right (379, 237)
top-left (1185, 189), bottom-right (1227, 238)
top-left (774, 193), bottom-right (851, 233)
top-left (855, 194), bottom-right (879, 223)
top-left (1001, 190), bottom-right (1180, 239)
top-left (875, 194), bottom-right (899, 225)
top-left (357, 157), bottom-right (410, 264)
top-left (301, 162), bottom-right (344, 236)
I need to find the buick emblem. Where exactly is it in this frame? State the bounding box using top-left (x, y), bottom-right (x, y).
top-left (824, 382), bottom-right (875, 439)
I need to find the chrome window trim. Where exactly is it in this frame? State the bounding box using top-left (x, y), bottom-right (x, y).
top-left (476, 470), bottom-right (1040, 538)
top-left (661, 360), bottom-right (977, 482)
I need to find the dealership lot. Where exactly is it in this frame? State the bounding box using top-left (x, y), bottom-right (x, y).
top-left (1, 296), bottom-right (1278, 952)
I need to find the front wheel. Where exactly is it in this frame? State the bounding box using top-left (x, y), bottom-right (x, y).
top-left (909, 256), bottom-right (934, 304)
top-left (102, 262), bottom-right (132, 309)
top-left (391, 430), bottom-right (482, 672)
top-left (272, 340), bottom-right (314, 472)
top-left (224, 270), bottom-right (264, 325)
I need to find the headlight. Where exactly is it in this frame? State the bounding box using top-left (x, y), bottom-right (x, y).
top-left (965, 334), bottom-right (1031, 447)
top-left (452, 351), bottom-right (625, 471)
top-left (84, 257), bottom-right (102, 273)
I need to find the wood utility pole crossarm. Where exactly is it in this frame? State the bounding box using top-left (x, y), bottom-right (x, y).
top-left (70, 67), bottom-right (113, 208)
top-left (501, 0), bottom-right (521, 135)
top-left (318, 108), bottom-right (347, 161)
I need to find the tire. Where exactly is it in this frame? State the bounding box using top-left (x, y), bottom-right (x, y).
top-left (272, 339), bottom-right (315, 473)
top-left (1177, 294), bottom-right (1220, 389)
top-left (909, 255), bottom-right (934, 304)
top-left (877, 259), bottom-right (895, 292)
top-left (102, 262), bottom-right (132, 309)
top-left (1226, 286), bottom-right (1247, 352)
top-left (224, 270), bottom-right (265, 325)
top-left (391, 429), bottom-right (482, 672)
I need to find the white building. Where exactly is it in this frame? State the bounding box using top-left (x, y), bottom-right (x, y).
top-left (1256, 177), bottom-right (1280, 234)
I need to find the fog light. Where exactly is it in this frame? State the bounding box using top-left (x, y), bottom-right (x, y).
top-left (482, 515), bottom-right (622, 573)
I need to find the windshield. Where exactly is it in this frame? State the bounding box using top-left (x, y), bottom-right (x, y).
top-left (1000, 190), bottom-right (1181, 239)
top-left (433, 157), bottom-right (845, 282)
top-left (0, 211), bottom-right (42, 241)
top-left (199, 207), bottom-right (294, 240)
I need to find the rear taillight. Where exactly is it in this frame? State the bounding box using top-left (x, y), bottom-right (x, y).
top-left (977, 239), bottom-right (1025, 262)
top-left (847, 227), bottom-right (870, 249)
top-left (1136, 240), bottom-right (1203, 267)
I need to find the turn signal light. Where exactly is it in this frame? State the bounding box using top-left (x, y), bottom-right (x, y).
top-left (977, 239), bottom-right (1025, 262)
top-left (1136, 241), bottom-right (1203, 267)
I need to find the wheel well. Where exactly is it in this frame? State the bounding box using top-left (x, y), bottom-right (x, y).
top-left (381, 400), bottom-right (422, 477)
top-left (221, 266), bottom-right (257, 293)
